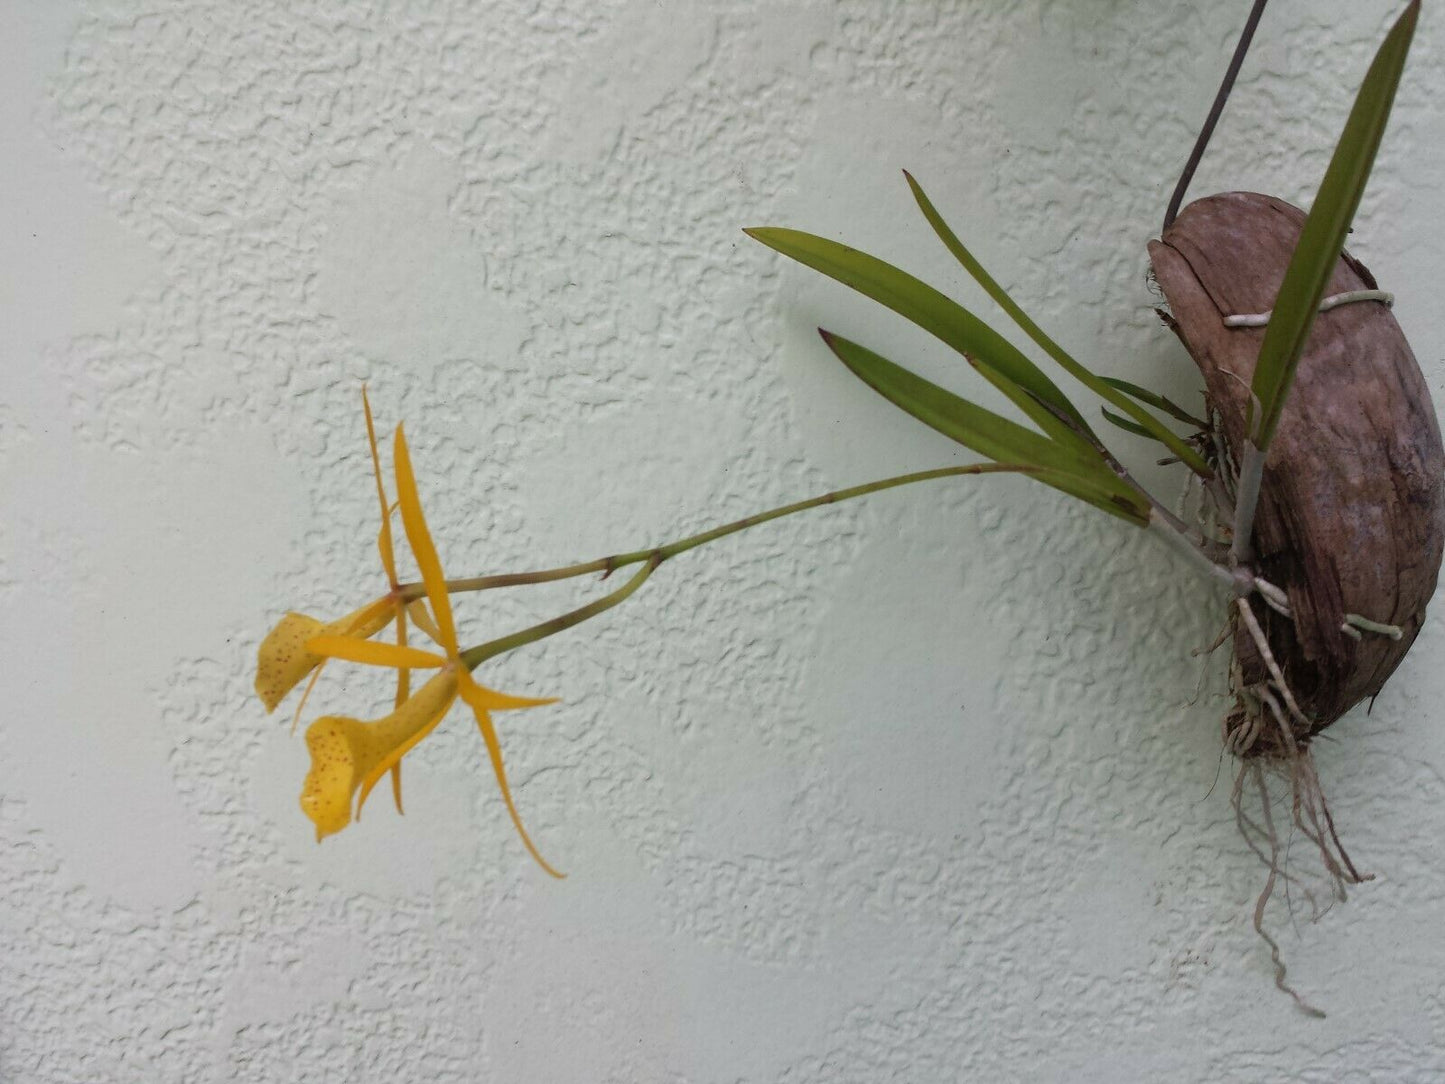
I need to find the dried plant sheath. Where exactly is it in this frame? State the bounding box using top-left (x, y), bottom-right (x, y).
top-left (1151, 192), bottom-right (1445, 732)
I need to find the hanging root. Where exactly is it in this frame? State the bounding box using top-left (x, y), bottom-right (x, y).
top-left (1188, 426), bottom-right (1385, 1013)
top-left (1223, 609), bottom-right (1373, 1017)
top-left (1236, 761), bottom-right (1327, 1018)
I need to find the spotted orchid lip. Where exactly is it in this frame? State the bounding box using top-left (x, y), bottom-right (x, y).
top-left (254, 598), bottom-right (393, 714)
top-left (300, 669), bottom-right (461, 841)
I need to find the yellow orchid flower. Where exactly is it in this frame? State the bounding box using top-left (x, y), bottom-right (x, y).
top-left (300, 423), bottom-right (563, 878)
top-left (255, 389), bottom-right (439, 810)
top-left (301, 667), bottom-right (459, 839)
top-left (254, 598), bottom-right (394, 714)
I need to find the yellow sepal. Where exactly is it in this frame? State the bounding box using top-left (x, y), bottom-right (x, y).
top-left (363, 387), bottom-right (401, 588)
top-left (407, 600), bottom-right (444, 646)
top-left (393, 425), bottom-right (458, 652)
top-left (306, 634), bottom-right (445, 670)
top-left (458, 670), bottom-right (564, 878)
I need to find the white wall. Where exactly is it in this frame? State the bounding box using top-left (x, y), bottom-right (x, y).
top-left (4, 1), bottom-right (1445, 1079)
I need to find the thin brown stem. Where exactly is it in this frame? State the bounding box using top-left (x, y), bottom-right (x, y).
top-left (401, 463), bottom-right (1030, 605)
top-left (1163, 0), bottom-right (1270, 233)
top-left (460, 557), bottom-right (661, 669)
top-left (400, 560), bottom-right (612, 601)
top-left (453, 463), bottom-right (1028, 667)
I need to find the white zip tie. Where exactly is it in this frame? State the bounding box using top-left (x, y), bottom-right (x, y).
top-left (1223, 289), bottom-right (1394, 328)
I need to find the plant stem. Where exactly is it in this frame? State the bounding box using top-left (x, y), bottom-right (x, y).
top-left (401, 463), bottom-right (1032, 606)
top-left (1163, 0), bottom-right (1269, 233)
top-left (1231, 441), bottom-right (1265, 565)
top-left (431, 560), bottom-right (615, 596)
top-left (1148, 509), bottom-right (1236, 589)
top-left (461, 557), bottom-right (660, 668)
top-left (449, 462), bottom-right (1028, 666)
top-left (1033, 393), bottom-right (1218, 545)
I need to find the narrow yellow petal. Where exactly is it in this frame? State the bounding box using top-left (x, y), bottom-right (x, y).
top-left (393, 424), bottom-right (458, 653)
top-left (464, 682), bottom-right (560, 711)
top-left (334, 597), bottom-right (396, 640)
top-left (290, 659), bottom-right (328, 735)
top-left (458, 671), bottom-right (565, 879)
top-left (306, 634), bottom-right (445, 670)
top-left (389, 608), bottom-right (410, 813)
top-left (363, 387), bottom-right (400, 587)
top-left (377, 521), bottom-right (398, 590)
top-left (407, 599), bottom-right (444, 646)
top-left (390, 762), bottom-right (404, 816)
top-left (393, 609), bottom-right (412, 708)
top-left (300, 670), bottom-right (459, 840)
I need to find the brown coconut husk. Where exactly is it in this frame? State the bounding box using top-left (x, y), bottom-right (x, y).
top-left (1149, 192), bottom-right (1445, 1013)
top-left (1150, 192), bottom-right (1445, 747)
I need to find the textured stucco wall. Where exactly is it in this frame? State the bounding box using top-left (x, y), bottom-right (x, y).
top-left (4, 1), bottom-right (1445, 1080)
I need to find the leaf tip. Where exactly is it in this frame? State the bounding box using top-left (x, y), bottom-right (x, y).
top-left (1395, 0), bottom-right (1420, 37)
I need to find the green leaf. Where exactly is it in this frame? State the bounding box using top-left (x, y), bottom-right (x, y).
top-left (743, 226), bottom-right (1096, 452)
top-left (1249, 0), bottom-right (1418, 449)
top-left (1099, 377), bottom-right (1208, 429)
top-left (903, 170), bottom-right (1213, 475)
top-left (819, 330), bottom-right (1150, 525)
top-left (1101, 407), bottom-right (1160, 441)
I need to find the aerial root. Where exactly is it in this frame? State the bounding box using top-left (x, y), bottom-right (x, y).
top-left (1299, 750), bottom-right (1368, 886)
top-left (1222, 288), bottom-right (1394, 328)
top-left (1226, 712), bottom-right (1372, 1018)
top-left (1230, 762), bottom-right (1307, 895)
top-left (1222, 600), bottom-right (1374, 1016)
top-left (1229, 596), bottom-right (1371, 891)
top-left (1195, 620), bottom-right (1233, 659)
top-left (1235, 597), bottom-right (1311, 729)
top-left (1240, 761), bottom-right (1327, 1019)
top-left (1246, 577), bottom-right (1404, 641)
top-left (1341, 612), bottom-right (1404, 640)
top-left (1257, 689), bottom-right (1350, 898)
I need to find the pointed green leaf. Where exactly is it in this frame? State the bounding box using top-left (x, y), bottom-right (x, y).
top-left (1099, 376), bottom-right (1208, 429)
top-left (1250, 0), bottom-right (1418, 449)
top-left (1101, 407), bottom-right (1160, 441)
top-left (904, 170), bottom-right (1212, 475)
top-left (819, 330), bottom-right (1150, 525)
top-left (744, 226), bottom-right (1097, 452)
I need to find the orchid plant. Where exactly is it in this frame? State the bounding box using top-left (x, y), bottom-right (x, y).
top-left (258, 391), bottom-right (1026, 875)
top-left (257, 1), bottom-right (1422, 949)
